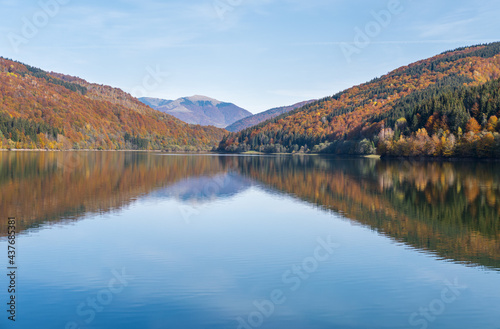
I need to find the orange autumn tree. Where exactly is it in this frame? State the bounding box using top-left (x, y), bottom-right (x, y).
top-left (466, 118), bottom-right (482, 134)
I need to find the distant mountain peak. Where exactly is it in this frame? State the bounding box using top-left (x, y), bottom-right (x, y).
top-left (186, 95), bottom-right (221, 104)
top-left (139, 96), bottom-right (252, 128)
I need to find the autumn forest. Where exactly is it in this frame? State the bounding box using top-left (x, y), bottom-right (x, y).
top-left (219, 42), bottom-right (500, 158)
top-left (0, 58), bottom-right (226, 151)
top-left (2, 42), bottom-right (500, 158)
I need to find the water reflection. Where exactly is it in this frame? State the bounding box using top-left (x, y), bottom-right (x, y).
top-left (234, 156), bottom-right (500, 270)
top-left (150, 172), bottom-right (253, 203)
top-left (0, 152), bottom-right (226, 234)
top-left (1, 152), bottom-right (499, 270)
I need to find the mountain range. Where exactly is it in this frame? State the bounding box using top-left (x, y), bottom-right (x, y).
top-left (139, 96), bottom-right (317, 132)
top-left (139, 96), bottom-right (252, 128)
top-left (2, 42), bottom-right (500, 157)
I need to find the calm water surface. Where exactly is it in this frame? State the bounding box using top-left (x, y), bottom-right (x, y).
top-left (0, 152), bottom-right (499, 329)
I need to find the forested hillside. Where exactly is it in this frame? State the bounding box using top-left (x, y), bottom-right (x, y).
top-left (0, 58), bottom-right (226, 151)
top-left (218, 42), bottom-right (500, 158)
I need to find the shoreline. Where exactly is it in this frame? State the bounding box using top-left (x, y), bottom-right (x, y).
top-left (0, 149), bottom-right (211, 153)
top-left (1, 149), bottom-right (499, 161)
top-left (217, 151), bottom-right (500, 161)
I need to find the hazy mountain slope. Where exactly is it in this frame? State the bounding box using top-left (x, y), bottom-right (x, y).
top-left (0, 58), bottom-right (226, 151)
top-left (225, 100), bottom-right (316, 132)
top-left (140, 96), bottom-right (252, 128)
top-left (138, 97), bottom-right (173, 109)
top-left (218, 42), bottom-right (500, 157)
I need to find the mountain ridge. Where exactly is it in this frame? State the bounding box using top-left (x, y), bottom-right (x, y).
top-left (0, 58), bottom-right (226, 151)
top-left (225, 100), bottom-right (316, 132)
top-left (218, 42), bottom-right (500, 158)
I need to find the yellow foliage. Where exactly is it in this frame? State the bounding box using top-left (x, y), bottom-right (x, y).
top-left (487, 116), bottom-right (498, 132)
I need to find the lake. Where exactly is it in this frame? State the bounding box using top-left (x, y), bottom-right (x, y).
top-left (1, 152), bottom-right (499, 329)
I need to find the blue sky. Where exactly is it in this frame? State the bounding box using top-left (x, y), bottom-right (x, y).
top-left (1, 0), bottom-right (499, 113)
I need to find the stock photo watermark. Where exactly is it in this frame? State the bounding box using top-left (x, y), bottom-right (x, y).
top-left (6, 217), bottom-right (17, 322)
top-left (64, 268), bottom-right (134, 329)
top-left (340, 0), bottom-right (406, 63)
top-left (408, 278), bottom-right (467, 329)
top-left (236, 236), bottom-right (340, 329)
top-left (131, 65), bottom-right (169, 98)
top-left (57, 152), bottom-right (84, 171)
top-left (178, 174), bottom-right (231, 224)
top-left (213, 0), bottom-right (243, 20)
top-left (8, 0), bottom-right (71, 53)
